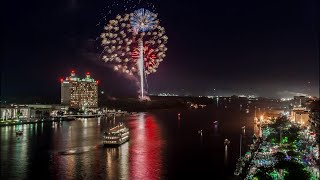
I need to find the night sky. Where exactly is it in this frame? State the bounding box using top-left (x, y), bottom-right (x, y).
top-left (2, 0), bottom-right (319, 102)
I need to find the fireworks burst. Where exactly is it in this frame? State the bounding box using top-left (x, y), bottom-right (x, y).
top-left (132, 46), bottom-right (157, 72)
top-left (100, 9), bottom-right (168, 75)
top-left (96, 0), bottom-right (158, 28)
top-left (130, 8), bottom-right (157, 33)
top-left (100, 4), bottom-right (167, 99)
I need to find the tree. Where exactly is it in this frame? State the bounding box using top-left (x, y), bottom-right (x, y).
top-left (266, 133), bottom-right (280, 144)
top-left (286, 150), bottom-right (300, 158)
top-left (309, 100), bottom-right (319, 111)
top-left (285, 127), bottom-right (300, 143)
top-left (253, 167), bottom-right (274, 180)
top-left (275, 160), bottom-right (311, 180)
top-left (270, 116), bottom-right (289, 129)
top-left (273, 152), bottom-right (286, 162)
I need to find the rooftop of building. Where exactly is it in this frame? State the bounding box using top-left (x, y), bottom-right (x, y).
top-left (61, 71), bottom-right (99, 83)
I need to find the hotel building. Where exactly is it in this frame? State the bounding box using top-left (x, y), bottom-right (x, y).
top-left (61, 71), bottom-right (98, 108)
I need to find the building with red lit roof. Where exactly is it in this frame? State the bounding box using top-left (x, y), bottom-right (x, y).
top-left (61, 71), bottom-right (98, 108)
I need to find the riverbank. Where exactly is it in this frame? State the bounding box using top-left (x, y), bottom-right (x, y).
top-left (244, 116), bottom-right (319, 179)
top-left (99, 96), bottom-right (214, 112)
top-left (0, 117), bottom-right (76, 127)
top-left (0, 111), bottom-right (134, 127)
top-left (233, 136), bottom-right (263, 178)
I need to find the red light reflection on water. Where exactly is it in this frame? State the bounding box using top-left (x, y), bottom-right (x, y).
top-left (129, 113), bottom-right (164, 179)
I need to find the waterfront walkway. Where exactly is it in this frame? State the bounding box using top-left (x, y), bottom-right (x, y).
top-left (0, 117), bottom-right (75, 127)
top-left (0, 111), bottom-right (131, 127)
top-left (241, 117), bottom-right (319, 179)
top-left (233, 137), bottom-right (262, 178)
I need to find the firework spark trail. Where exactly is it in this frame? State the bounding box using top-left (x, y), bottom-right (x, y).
top-left (130, 8), bottom-right (157, 99)
top-left (100, 7), bottom-right (167, 99)
top-left (138, 40), bottom-right (145, 99)
top-left (100, 10), bottom-right (167, 75)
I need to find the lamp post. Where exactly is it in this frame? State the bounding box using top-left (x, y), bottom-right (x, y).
top-left (279, 127), bottom-right (283, 143)
top-left (240, 134), bottom-right (242, 158)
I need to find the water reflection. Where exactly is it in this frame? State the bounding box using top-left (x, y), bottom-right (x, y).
top-left (1, 125), bottom-right (29, 179)
top-left (65, 151), bottom-right (76, 179)
top-left (129, 113), bottom-right (164, 179)
top-left (224, 144), bottom-right (228, 166)
top-left (177, 113), bottom-right (181, 129)
top-left (103, 142), bottom-right (130, 179)
top-left (198, 129), bottom-right (203, 144)
top-left (106, 147), bottom-right (119, 179)
top-left (1, 109), bottom-right (254, 179)
top-left (224, 139), bottom-right (230, 166)
top-left (213, 124), bottom-right (219, 136)
top-left (119, 143), bottom-right (129, 179)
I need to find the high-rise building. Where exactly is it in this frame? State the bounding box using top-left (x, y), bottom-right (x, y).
top-left (293, 96), bottom-right (306, 107)
top-left (290, 107), bottom-right (309, 125)
top-left (61, 70), bottom-right (98, 108)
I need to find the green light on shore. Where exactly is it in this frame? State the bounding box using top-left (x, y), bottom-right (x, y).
top-left (269, 171), bottom-right (278, 179)
top-left (281, 137), bottom-right (288, 144)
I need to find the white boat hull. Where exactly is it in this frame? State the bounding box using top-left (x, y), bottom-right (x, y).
top-left (103, 136), bottom-right (129, 146)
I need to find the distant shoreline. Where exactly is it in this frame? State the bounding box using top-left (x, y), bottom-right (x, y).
top-left (0, 118), bottom-right (76, 127)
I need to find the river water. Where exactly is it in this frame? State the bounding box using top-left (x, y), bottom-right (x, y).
top-left (0, 106), bottom-right (255, 179)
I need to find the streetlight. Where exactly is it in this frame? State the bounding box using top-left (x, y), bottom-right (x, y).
top-left (239, 134), bottom-right (242, 158)
top-left (242, 126), bottom-right (246, 134)
top-left (279, 127), bottom-right (283, 143)
top-left (259, 115), bottom-right (264, 127)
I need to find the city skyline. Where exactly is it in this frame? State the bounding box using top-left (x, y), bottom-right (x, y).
top-left (2, 0), bottom-right (319, 102)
